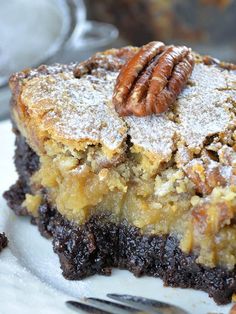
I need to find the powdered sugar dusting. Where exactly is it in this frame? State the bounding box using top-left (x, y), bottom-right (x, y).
top-left (181, 63), bottom-right (227, 97)
top-left (176, 64), bottom-right (236, 150)
top-left (20, 54), bottom-right (236, 158)
top-left (177, 91), bottom-right (232, 150)
top-left (21, 71), bottom-right (127, 151)
top-left (126, 115), bottom-right (176, 160)
top-left (125, 64), bottom-right (235, 157)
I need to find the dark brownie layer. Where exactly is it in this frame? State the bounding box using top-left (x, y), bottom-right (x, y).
top-left (0, 233), bottom-right (8, 252)
top-left (3, 127), bottom-right (39, 216)
top-left (3, 132), bottom-right (236, 305)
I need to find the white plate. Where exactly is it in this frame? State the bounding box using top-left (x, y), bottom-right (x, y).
top-left (0, 120), bottom-right (232, 314)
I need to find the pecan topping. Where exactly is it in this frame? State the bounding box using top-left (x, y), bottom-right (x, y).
top-left (113, 41), bottom-right (194, 117)
top-left (184, 155), bottom-right (229, 196)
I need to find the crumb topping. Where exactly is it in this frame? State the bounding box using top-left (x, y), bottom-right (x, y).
top-left (14, 49), bottom-right (236, 160)
top-left (20, 71), bottom-right (127, 152)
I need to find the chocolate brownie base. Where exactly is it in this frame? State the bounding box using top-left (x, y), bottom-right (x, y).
top-left (0, 233), bottom-right (8, 252)
top-left (3, 133), bottom-right (236, 305)
top-left (3, 127), bottom-right (39, 216)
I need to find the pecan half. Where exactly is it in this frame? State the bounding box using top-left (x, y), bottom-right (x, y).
top-left (184, 156), bottom-right (228, 195)
top-left (113, 41), bottom-right (194, 117)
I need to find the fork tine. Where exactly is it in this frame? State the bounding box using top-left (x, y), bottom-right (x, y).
top-left (66, 300), bottom-right (113, 314)
top-left (87, 297), bottom-right (145, 314)
top-left (107, 294), bottom-right (189, 314)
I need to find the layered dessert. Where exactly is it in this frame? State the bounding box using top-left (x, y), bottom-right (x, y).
top-left (4, 41), bottom-right (236, 304)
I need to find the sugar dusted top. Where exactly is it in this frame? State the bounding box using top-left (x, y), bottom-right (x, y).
top-left (10, 47), bottom-right (236, 161)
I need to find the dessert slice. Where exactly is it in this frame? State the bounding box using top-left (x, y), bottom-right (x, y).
top-left (4, 42), bottom-right (236, 305)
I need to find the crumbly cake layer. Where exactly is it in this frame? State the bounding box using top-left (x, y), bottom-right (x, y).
top-left (3, 133), bottom-right (236, 305)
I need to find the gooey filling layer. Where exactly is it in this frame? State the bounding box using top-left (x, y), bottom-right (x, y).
top-left (22, 135), bottom-right (236, 270)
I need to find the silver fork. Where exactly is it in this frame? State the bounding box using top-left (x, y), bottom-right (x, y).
top-left (66, 293), bottom-right (189, 314)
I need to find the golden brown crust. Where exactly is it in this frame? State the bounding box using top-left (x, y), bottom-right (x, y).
top-left (9, 45), bottom-right (236, 162)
